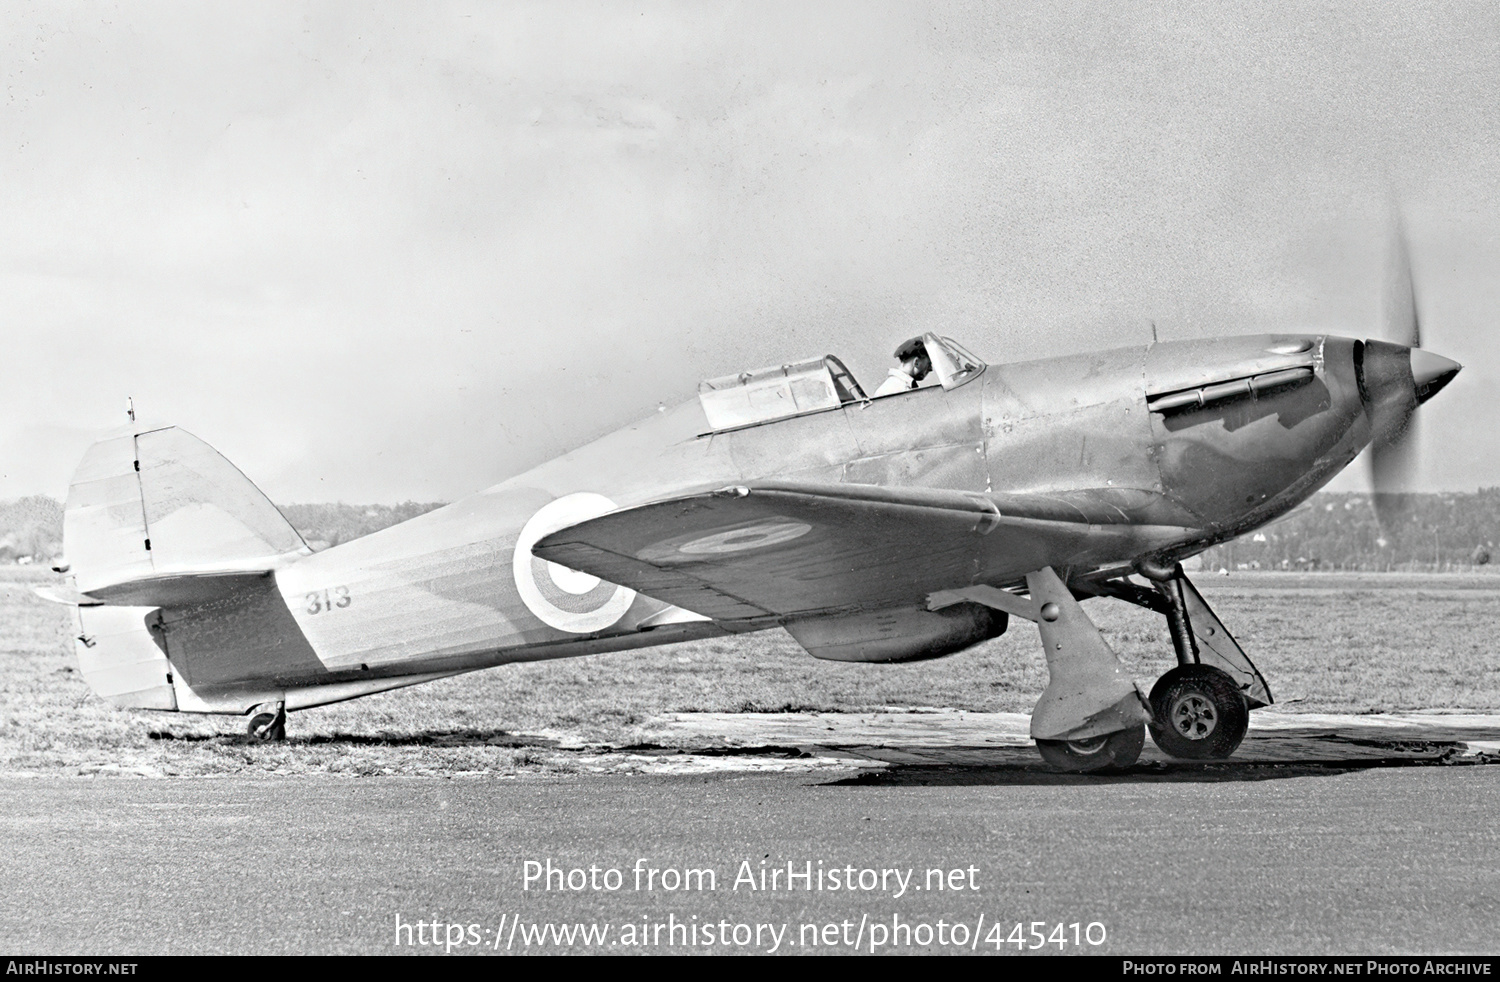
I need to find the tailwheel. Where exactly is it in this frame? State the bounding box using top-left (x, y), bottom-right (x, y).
top-left (1148, 664), bottom-right (1248, 759)
top-left (247, 702), bottom-right (287, 742)
top-left (1036, 724), bottom-right (1145, 772)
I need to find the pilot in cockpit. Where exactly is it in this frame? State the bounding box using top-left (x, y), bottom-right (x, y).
top-left (873, 336), bottom-right (933, 396)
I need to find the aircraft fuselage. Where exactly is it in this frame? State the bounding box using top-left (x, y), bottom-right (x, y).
top-left (118, 333), bottom-right (1394, 713)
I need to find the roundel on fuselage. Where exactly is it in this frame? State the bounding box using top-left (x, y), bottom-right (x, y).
top-left (512, 492), bottom-right (636, 633)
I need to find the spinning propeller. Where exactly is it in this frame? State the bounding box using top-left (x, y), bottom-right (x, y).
top-left (1361, 214), bottom-right (1461, 529)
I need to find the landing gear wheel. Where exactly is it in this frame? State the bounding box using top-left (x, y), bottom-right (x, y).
top-left (1036, 724), bottom-right (1145, 772)
top-left (248, 710), bottom-right (286, 742)
top-left (1148, 664), bottom-right (1248, 759)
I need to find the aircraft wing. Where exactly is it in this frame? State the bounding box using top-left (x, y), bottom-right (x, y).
top-left (532, 481), bottom-right (1197, 621)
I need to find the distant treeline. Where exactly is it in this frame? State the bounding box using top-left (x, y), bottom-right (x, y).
top-left (0, 498), bottom-right (445, 563)
top-left (0, 496), bottom-right (63, 564)
top-left (0, 492), bottom-right (1494, 571)
top-left (1199, 491), bottom-right (1499, 572)
top-left (278, 502), bottom-right (446, 550)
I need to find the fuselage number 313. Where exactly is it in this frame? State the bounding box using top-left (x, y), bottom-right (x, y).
top-left (305, 587), bottom-right (351, 615)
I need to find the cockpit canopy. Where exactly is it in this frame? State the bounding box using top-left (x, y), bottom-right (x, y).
top-left (919, 333), bottom-right (985, 389)
top-left (697, 334), bottom-right (985, 432)
top-left (698, 355), bottom-right (862, 432)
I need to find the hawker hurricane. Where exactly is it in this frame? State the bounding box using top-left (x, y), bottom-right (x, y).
top-left (46, 239), bottom-right (1459, 770)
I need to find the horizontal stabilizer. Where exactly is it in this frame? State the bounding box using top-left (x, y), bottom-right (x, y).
top-left (80, 569), bottom-right (279, 608)
top-left (33, 583), bottom-right (103, 607)
top-left (64, 424), bottom-right (308, 603)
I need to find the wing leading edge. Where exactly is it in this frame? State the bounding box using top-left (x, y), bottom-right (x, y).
top-left (532, 482), bottom-right (1201, 622)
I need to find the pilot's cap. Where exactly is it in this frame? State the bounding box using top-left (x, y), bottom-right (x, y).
top-left (893, 337), bottom-right (927, 361)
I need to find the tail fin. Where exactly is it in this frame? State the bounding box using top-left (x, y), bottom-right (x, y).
top-left (64, 424), bottom-right (308, 605)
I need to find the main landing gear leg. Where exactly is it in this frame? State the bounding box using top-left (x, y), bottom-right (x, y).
top-left (247, 700), bottom-right (287, 742)
top-left (1026, 566), bottom-right (1151, 772)
top-left (1136, 562), bottom-right (1248, 760)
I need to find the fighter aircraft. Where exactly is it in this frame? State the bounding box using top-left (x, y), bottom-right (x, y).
top-left (45, 239), bottom-right (1460, 771)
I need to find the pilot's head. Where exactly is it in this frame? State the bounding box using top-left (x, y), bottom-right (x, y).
top-left (893, 337), bottom-right (932, 381)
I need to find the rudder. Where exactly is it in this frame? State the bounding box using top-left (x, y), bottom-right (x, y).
top-left (72, 606), bottom-right (177, 711)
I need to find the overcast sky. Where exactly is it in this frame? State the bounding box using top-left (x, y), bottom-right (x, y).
top-left (2, 1), bottom-right (1496, 503)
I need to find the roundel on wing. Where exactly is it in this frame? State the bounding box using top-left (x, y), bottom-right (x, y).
top-left (513, 492), bottom-right (636, 633)
top-left (676, 521), bottom-right (812, 555)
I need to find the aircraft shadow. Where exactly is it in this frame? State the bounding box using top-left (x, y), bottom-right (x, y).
top-left (824, 758), bottom-right (1399, 787)
top-left (141, 728), bottom-right (1497, 786)
top-left (815, 736), bottom-right (1490, 786)
top-left (148, 727), bottom-right (564, 749)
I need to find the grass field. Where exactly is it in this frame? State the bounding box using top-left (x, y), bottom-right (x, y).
top-left (3, 568), bottom-right (1498, 777)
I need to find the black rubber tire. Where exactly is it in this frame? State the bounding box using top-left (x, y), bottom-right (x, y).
top-left (1035, 724), bottom-right (1145, 772)
top-left (248, 712), bottom-right (286, 742)
top-left (1148, 664), bottom-right (1248, 760)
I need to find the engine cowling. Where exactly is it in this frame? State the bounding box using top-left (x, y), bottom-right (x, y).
top-left (784, 602), bottom-right (1007, 663)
